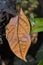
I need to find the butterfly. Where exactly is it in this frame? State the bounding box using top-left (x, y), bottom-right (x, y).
top-left (5, 8), bottom-right (31, 62)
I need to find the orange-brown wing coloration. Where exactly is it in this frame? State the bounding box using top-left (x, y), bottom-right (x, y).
top-left (5, 8), bottom-right (31, 62)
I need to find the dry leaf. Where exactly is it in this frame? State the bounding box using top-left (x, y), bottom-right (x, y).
top-left (5, 8), bottom-right (31, 62)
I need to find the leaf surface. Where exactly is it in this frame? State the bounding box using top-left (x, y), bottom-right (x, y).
top-left (5, 8), bottom-right (31, 62)
top-left (38, 59), bottom-right (43, 65)
top-left (30, 18), bottom-right (43, 34)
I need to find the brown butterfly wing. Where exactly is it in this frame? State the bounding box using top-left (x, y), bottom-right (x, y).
top-left (5, 8), bottom-right (31, 62)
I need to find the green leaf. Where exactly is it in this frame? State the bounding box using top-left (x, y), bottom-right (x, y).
top-left (38, 59), bottom-right (43, 65)
top-left (30, 18), bottom-right (43, 34)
